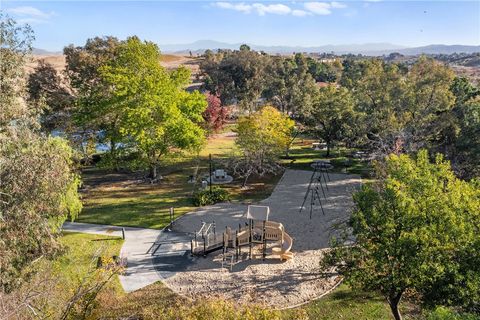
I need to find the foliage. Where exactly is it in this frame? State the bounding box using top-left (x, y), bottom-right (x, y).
top-left (425, 307), bottom-right (480, 320)
top-left (264, 54), bottom-right (317, 115)
top-left (301, 85), bottom-right (355, 156)
top-left (0, 131), bottom-right (82, 293)
top-left (306, 57), bottom-right (340, 82)
top-left (323, 150), bottom-right (480, 320)
top-left (0, 233), bottom-right (124, 320)
top-left (27, 60), bottom-right (74, 133)
top-left (192, 186), bottom-right (230, 206)
top-left (450, 78), bottom-right (480, 179)
top-left (100, 36), bottom-right (207, 179)
top-left (0, 16), bottom-right (82, 293)
top-left (200, 47), bottom-right (269, 112)
top-left (65, 36), bottom-right (124, 168)
top-left (203, 92), bottom-right (229, 133)
top-left (406, 56), bottom-right (456, 152)
top-left (234, 106), bottom-right (294, 186)
top-left (0, 14), bottom-right (35, 128)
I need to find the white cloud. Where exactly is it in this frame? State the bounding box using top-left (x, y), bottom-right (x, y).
top-left (304, 2), bottom-right (332, 15)
top-left (252, 3), bottom-right (291, 16)
top-left (303, 2), bottom-right (347, 15)
top-left (6, 6), bottom-right (55, 24)
top-left (214, 2), bottom-right (252, 13)
top-left (212, 2), bottom-right (345, 17)
top-left (292, 9), bottom-right (311, 17)
top-left (331, 2), bottom-right (347, 9)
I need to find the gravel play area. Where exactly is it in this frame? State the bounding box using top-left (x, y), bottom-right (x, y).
top-left (163, 169), bottom-right (362, 309)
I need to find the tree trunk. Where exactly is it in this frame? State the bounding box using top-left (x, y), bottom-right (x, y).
top-left (110, 138), bottom-right (118, 172)
top-left (149, 164), bottom-right (157, 180)
top-left (326, 143), bottom-right (331, 157)
top-left (388, 293), bottom-right (403, 320)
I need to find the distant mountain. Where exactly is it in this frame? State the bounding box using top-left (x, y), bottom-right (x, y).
top-left (32, 47), bottom-right (62, 55)
top-left (395, 45), bottom-right (480, 55)
top-left (159, 40), bottom-right (480, 56)
top-left (159, 40), bottom-right (408, 55)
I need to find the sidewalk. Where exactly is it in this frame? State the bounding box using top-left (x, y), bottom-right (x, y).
top-left (62, 221), bottom-right (163, 292)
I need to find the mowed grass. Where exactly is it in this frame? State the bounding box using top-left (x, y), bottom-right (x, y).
top-left (78, 132), bottom-right (280, 229)
top-left (285, 284), bottom-right (396, 319)
top-left (283, 137), bottom-right (372, 177)
top-left (54, 232), bottom-right (124, 293)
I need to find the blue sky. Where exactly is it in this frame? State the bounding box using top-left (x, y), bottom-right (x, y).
top-left (2, 1), bottom-right (479, 51)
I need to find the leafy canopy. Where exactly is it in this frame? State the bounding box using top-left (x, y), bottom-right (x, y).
top-left (99, 36), bottom-right (207, 177)
top-left (324, 150), bottom-right (480, 319)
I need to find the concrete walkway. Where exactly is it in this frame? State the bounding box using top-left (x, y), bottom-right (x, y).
top-left (62, 221), bottom-right (170, 292)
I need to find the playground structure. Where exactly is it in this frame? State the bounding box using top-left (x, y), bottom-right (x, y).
top-left (190, 205), bottom-right (293, 263)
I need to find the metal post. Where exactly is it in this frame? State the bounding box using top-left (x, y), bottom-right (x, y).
top-left (209, 153), bottom-right (213, 194)
top-left (121, 227), bottom-right (125, 240)
top-left (249, 219), bottom-right (252, 259)
top-left (262, 220), bottom-right (266, 260)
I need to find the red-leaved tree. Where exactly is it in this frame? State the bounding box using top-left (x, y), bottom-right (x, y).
top-left (203, 93), bottom-right (228, 133)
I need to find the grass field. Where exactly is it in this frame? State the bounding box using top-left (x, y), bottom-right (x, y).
top-left (77, 132), bottom-right (279, 228)
top-left (77, 132), bottom-right (372, 229)
top-left (56, 232), bottom-right (124, 293)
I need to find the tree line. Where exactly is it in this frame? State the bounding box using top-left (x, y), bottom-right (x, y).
top-left (199, 47), bottom-right (479, 178)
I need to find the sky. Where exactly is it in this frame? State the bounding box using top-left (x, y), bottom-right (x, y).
top-left (1, 0), bottom-right (479, 51)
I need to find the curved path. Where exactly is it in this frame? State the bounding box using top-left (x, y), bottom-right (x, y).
top-left (62, 221), bottom-right (172, 292)
top-left (63, 169), bottom-right (361, 304)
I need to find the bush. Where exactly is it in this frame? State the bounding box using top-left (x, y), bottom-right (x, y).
top-left (426, 306), bottom-right (479, 320)
top-left (192, 187), bottom-right (230, 206)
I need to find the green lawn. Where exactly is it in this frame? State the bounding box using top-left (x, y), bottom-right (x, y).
top-left (55, 232), bottom-right (124, 293)
top-left (282, 137), bottom-right (372, 177)
top-left (77, 132), bottom-right (280, 229)
top-left (284, 284), bottom-right (399, 319)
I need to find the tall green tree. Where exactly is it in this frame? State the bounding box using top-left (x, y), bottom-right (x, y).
top-left (100, 36), bottom-right (207, 179)
top-left (352, 59), bottom-right (408, 152)
top-left (302, 85), bottom-right (355, 156)
top-left (406, 56), bottom-right (456, 152)
top-left (27, 60), bottom-right (74, 133)
top-left (264, 54), bottom-right (317, 116)
top-left (200, 47), bottom-right (269, 112)
top-left (64, 36), bottom-right (124, 167)
top-left (323, 150), bottom-right (480, 320)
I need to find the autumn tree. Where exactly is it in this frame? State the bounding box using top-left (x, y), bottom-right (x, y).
top-left (100, 36), bottom-right (207, 179)
top-left (323, 151), bottom-right (480, 320)
top-left (233, 106), bottom-right (294, 186)
top-left (301, 85), bottom-right (355, 156)
top-left (203, 93), bottom-right (228, 133)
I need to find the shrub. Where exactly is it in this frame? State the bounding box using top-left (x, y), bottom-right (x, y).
top-left (192, 187), bottom-right (230, 206)
top-left (426, 306), bottom-right (479, 320)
